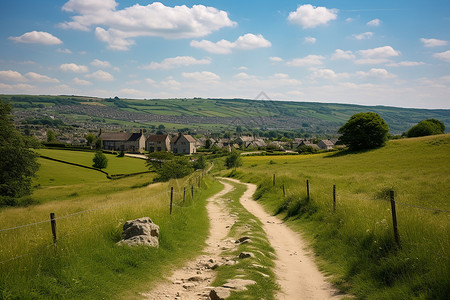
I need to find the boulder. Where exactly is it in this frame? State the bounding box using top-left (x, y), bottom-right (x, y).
top-left (209, 287), bottom-right (231, 300)
top-left (118, 217), bottom-right (159, 247)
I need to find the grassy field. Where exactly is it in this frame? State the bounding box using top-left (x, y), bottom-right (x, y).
top-left (36, 149), bottom-right (149, 175)
top-left (0, 169), bottom-right (220, 299)
top-left (216, 134), bottom-right (450, 299)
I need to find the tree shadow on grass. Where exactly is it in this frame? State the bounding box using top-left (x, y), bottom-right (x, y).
top-left (324, 147), bottom-right (380, 158)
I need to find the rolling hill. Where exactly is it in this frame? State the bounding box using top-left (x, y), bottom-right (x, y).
top-left (2, 94), bottom-right (449, 135)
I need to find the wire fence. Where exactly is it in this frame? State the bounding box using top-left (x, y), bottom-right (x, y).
top-left (0, 172), bottom-right (209, 265)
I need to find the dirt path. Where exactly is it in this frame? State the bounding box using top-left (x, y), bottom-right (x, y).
top-left (224, 178), bottom-right (342, 300)
top-left (141, 181), bottom-right (237, 299)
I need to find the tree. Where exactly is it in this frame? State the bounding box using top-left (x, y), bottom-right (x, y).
top-left (205, 139), bottom-right (212, 149)
top-left (146, 151), bottom-right (174, 170)
top-left (93, 151), bottom-right (108, 169)
top-left (193, 155), bottom-right (207, 170)
top-left (406, 119), bottom-right (445, 137)
top-left (85, 133), bottom-right (96, 147)
top-left (225, 150), bottom-right (242, 170)
top-left (338, 112), bottom-right (389, 151)
top-left (156, 157), bottom-right (194, 181)
top-left (46, 129), bottom-right (56, 142)
top-left (0, 100), bottom-right (39, 205)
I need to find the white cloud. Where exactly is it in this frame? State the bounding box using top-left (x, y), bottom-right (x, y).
top-left (9, 31), bottom-right (63, 45)
top-left (270, 56), bottom-right (284, 62)
top-left (85, 70), bottom-right (114, 81)
top-left (191, 33), bottom-right (271, 54)
top-left (420, 38), bottom-right (448, 47)
top-left (60, 1), bottom-right (236, 50)
top-left (269, 73), bottom-right (302, 85)
top-left (345, 17), bottom-right (354, 22)
top-left (288, 4), bottom-right (338, 29)
top-left (236, 66), bottom-right (248, 70)
top-left (286, 55), bottom-right (325, 67)
top-left (357, 68), bottom-right (396, 79)
top-left (59, 63), bottom-right (89, 73)
top-left (0, 83), bottom-right (35, 92)
top-left (331, 49), bottom-right (355, 60)
top-left (25, 72), bottom-right (60, 83)
top-left (0, 70), bottom-right (27, 82)
top-left (355, 46), bottom-right (400, 64)
top-left (433, 50), bottom-right (450, 62)
top-left (160, 77), bottom-right (181, 90)
top-left (57, 48), bottom-right (72, 54)
top-left (73, 77), bottom-right (92, 85)
top-left (182, 71), bottom-right (220, 82)
top-left (141, 56), bottom-right (211, 70)
top-left (387, 61), bottom-right (425, 67)
top-left (304, 37), bottom-right (316, 44)
top-left (367, 19), bottom-right (381, 26)
top-left (311, 69), bottom-right (350, 80)
top-left (91, 59), bottom-right (111, 68)
top-left (352, 32), bottom-right (374, 40)
top-left (233, 72), bottom-right (255, 80)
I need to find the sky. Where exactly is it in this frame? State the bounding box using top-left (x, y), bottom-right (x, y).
top-left (0, 0), bottom-right (449, 109)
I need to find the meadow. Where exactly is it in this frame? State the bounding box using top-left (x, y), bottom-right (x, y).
top-left (218, 134), bottom-right (450, 299)
top-left (0, 147), bottom-right (220, 298)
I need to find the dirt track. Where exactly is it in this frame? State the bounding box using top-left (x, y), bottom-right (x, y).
top-left (142, 178), bottom-right (342, 299)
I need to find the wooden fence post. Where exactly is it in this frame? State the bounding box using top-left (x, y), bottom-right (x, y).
top-left (183, 187), bottom-right (186, 204)
top-left (283, 184), bottom-right (286, 197)
top-left (198, 176), bottom-right (201, 188)
top-left (306, 180), bottom-right (310, 201)
top-left (50, 213), bottom-right (57, 244)
top-left (170, 187), bottom-right (173, 215)
top-left (333, 185), bottom-right (336, 212)
top-left (390, 190), bottom-right (401, 248)
top-left (191, 185), bottom-right (194, 199)
top-left (273, 174), bottom-right (276, 186)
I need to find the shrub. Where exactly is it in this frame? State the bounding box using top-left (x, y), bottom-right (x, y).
top-left (93, 151), bottom-right (108, 169)
top-left (406, 119), bottom-right (445, 137)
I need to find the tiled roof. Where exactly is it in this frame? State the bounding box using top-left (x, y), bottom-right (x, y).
top-left (147, 134), bottom-right (169, 142)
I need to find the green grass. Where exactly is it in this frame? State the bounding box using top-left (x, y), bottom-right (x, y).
top-left (0, 173), bottom-right (221, 299)
top-left (211, 179), bottom-right (278, 299)
top-left (217, 134), bottom-right (450, 299)
top-left (36, 149), bottom-right (148, 175)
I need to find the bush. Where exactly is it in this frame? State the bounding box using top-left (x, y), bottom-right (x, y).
top-left (156, 157), bottom-right (194, 181)
top-left (406, 119), bottom-right (445, 137)
top-left (93, 151), bottom-right (108, 169)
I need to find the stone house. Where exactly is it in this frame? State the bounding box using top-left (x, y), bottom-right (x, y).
top-left (317, 139), bottom-right (335, 150)
top-left (171, 133), bottom-right (196, 154)
top-left (297, 140), bottom-right (320, 150)
top-left (99, 130), bottom-right (146, 153)
top-left (146, 134), bottom-right (171, 152)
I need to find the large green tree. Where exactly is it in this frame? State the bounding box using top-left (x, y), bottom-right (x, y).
top-left (0, 100), bottom-right (39, 205)
top-left (338, 112), bottom-right (389, 151)
top-left (406, 119), bottom-right (445, 137)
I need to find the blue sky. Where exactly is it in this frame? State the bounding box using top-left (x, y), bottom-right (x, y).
top-left (0, 0), bottom-right (449, 109)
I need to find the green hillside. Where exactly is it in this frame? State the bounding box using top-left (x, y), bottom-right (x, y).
top-left (219, 134), bottom-right (450, 299)
top-left (2, 94), bottom-right (449, 134)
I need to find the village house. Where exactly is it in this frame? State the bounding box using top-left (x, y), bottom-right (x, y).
top-left (146, 134), bottom-right (171, 152)
top-left (317, 139), bottom-right (335, 150)
top-left (297, 140), bottom-right (320, 150)
top-left (171, 133), bottom-right (196, 154)
top-left (99, 129), bottom-right (146, 153)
